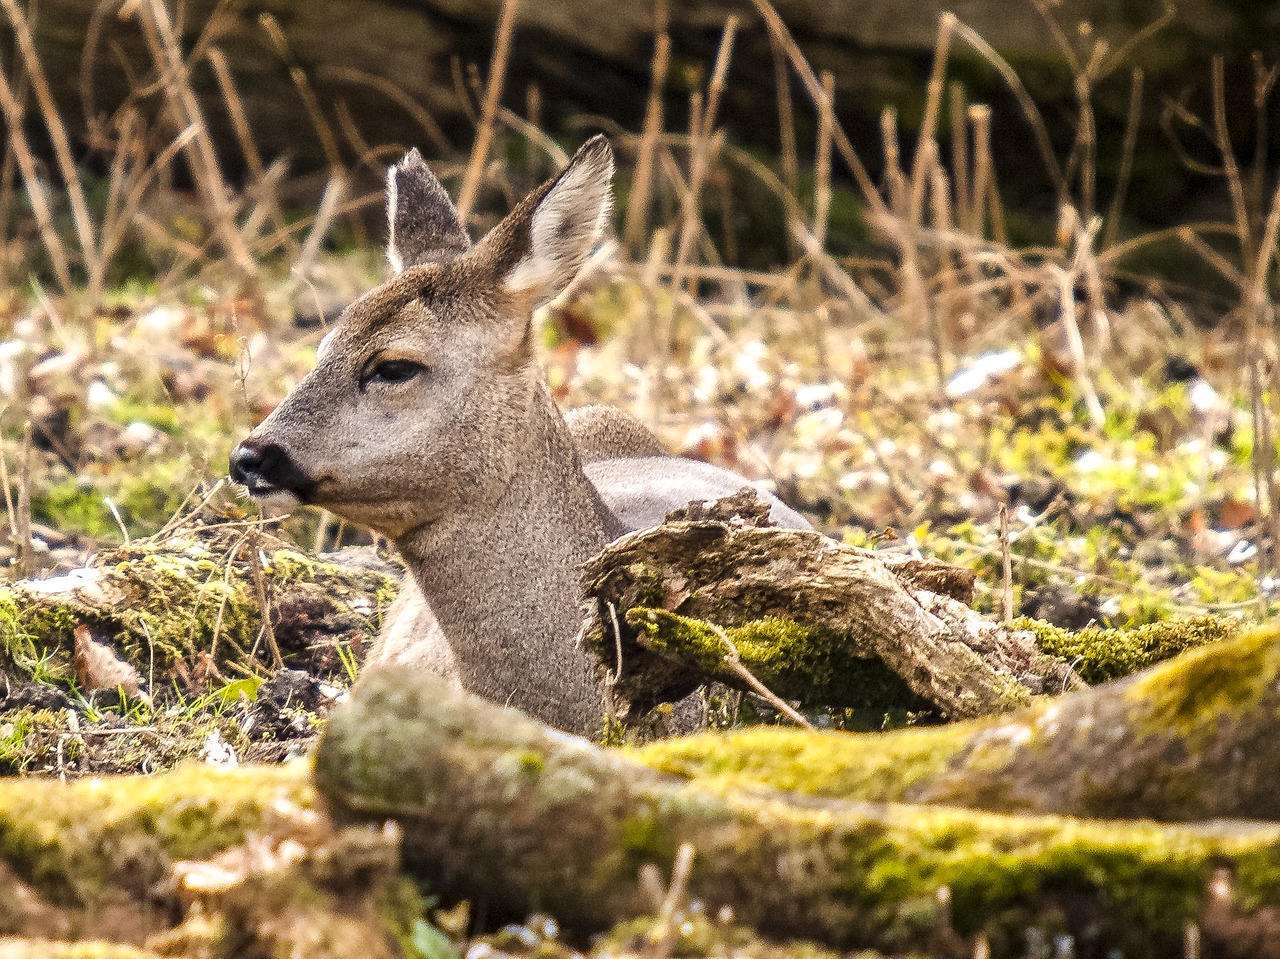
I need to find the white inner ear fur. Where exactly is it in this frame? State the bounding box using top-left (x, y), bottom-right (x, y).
top-left (317, 327), bottom-right (338, 361)
top-left (386, 165), bottom-right (404, 275)
top-left (505, 149), bottom-right (613, 302)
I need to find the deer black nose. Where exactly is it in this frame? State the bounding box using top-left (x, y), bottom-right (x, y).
top-left (230, 440), bottom-right (304, 494)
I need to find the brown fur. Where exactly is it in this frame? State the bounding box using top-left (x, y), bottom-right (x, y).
top-left (230, 138), bottom-right (807, 737)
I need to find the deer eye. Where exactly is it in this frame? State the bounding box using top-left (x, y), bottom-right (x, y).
top-left (363, 358), bottom-right (426, 387)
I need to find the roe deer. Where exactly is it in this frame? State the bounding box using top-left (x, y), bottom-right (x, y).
top-left (230, 137), bottom-right (809, 736)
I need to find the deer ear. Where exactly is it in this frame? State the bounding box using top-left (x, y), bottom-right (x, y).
top-left (387, 148), bottom-right (471, 273)
top-left (488, 136), bottom-right (613, 306)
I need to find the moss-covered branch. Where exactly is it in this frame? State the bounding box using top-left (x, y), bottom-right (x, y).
top-left (1, 518), bottom-right (398, 697)
top-left (314, 667), bottom-right (1280, 958)
top-left (0, 764), bottom-right (310, 926)
top-left (635, 622), bottom-right (1280, 822)
top-left (579, 503), bottom-right (1078, 720)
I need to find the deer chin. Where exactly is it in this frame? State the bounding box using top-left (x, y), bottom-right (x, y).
top-left (247, 488), bottom-right (304, 514)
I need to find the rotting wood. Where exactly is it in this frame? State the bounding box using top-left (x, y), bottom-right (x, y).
top-left (578, 490), bottom-right (1079, 722)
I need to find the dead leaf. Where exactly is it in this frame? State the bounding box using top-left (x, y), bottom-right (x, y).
top-left (73, 624), bottom-right (149, 702)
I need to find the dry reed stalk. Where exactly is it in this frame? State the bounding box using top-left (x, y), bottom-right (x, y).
top-left (623, 0), bottom-right (670, 253)
top-left (0, 67), bottom-right (73, 293)
top-left (670, 12), bottom-right (738, 292)
top-left (525, 85), bottom-right (542, 179)
top-left (456, 0), bottom-right (521, 223)
top-left (291, 174), bottom-right (345, 286)
top-left (967, 105), bottom-right (993, 237)
top-left (206, 48), bottom-right (266, 186)
top-left (999, 503), bottom-right (1013, 624)
top-left (0, 438), bottom-right (15, 578)
top-left (246, 527), bottom-right (284, 671)
top-left (258, 15), bottom-right (342, 172)
top-left (15, 421), bottom-right (32, 579)
top-left (1243, 154), bottom-right (1280, 578)
top-left (236, 159), bottom-right (292, 246)
top-left (1051, 265), bottom-right (1104, 427)
top-left (640, 227), bottom-right (671, 428)
top-left (333, 100), bottom-right (382, 174)
top-left (721, 139), bottom-right (875, 313)
top-left (247, 189), bottom-right (383, 261)
top-left (951, 20), bottom-right (1063, 197)
top-left (1073, 70), bottom-right (1099, 225)
top-left (881, 108), bottom-right (907, 218)
top-left (930, 162), bottom-right (955, 377)
top-left (1212, 57), bottom-right (1256, 266)
top-left (0, 0), bottom-right (104, 297)
top-left (670, 91), bottom-right (705, 295)
top-left (134, 0), bottom-right (259, 285)
top-left (770, 34), bottom-right (799, 200)
top-left (656, 146), bottom-right (725, 267)
top-left (1248, 58), bottom-right (1279, 220)
top-left (207, 47), bottom-right (290, 243)
top-left (949, 81), bottom-right (969, 227)
top-left (319, 64), bottom-right (452, 155)
top-left (812, 70), bottom-right (834, 250)
top-left (1102, 68), bottom-right (1144, 250)
top-left (497, 104), bottom-right (568, 168)
top-left (750, 0), bottom-right (887, 220)
top-left (4, 0), bottom-right (104, 297)
top-left (909, 12), bottom-right (956, 228)
top-left (98, 124), bottom-right (199, 267)
top-left (0, 127), bottom-right (18, 282)
top-left (985, 163), bottom-right (1008, 246)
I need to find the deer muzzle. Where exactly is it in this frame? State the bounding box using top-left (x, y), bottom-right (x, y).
top-left (229, 438), bottom-right (317, 508)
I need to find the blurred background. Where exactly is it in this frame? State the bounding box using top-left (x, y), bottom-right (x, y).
top-left (4, 0), bottom-right (1280, 630)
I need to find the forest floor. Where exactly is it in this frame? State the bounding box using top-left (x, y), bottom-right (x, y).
top-left (0, 250), bottom-right (1269, 773)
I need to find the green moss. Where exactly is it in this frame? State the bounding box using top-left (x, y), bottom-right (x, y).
top-left (1021, 615), bottom-right (1240, 684)
top-left (631, 722), bottom-right (976, 804)
top-left (322, 668), bottom-right (1280, 957)
top-left (626, 608), bottom-right (923, 712)
top-left (0, 530), bottom-right (396, 697)
top-left (0, 762), bottom-right (311, 905)
top-left (1128, 622), bottom-right (1280, 742)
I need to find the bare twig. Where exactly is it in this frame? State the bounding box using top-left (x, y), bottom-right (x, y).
top-left (456, 0), bottom-right (521, 223)
top-left (247, 528), bottom-right (284, 671)
top-left (705, 621), bottom-right (813, 729)
top-left (15, 421), bottom-right (33, 579)
top-left (999, 503), bottom-right (1013, 624)
top-left (134, 0), bottom-right (260, 285)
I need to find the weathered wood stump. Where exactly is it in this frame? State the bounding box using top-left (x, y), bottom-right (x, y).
top-left (579, 490), bottom-right (1079, 721)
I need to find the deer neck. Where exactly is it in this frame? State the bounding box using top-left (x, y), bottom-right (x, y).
top-left (393, 383), bottom-right (611, 733)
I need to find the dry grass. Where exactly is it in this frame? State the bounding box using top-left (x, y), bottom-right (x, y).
top-left (0, 0), bottom-right (1277, 609)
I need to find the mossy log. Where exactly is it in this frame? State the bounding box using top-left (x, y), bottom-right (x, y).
top-left (314, 668), bottom-right (1280, 959)
top-left (579, 502), bottom-right (1079, 721)
top-left (0, 763), bottom-right (310, 939)
top-left (0, 517), bottom-right (398, 697)
top-left (636, 622), bottom-right (1280, 822)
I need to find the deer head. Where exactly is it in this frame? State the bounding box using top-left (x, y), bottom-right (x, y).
top-left (229, 137), bottom-right (614, 539)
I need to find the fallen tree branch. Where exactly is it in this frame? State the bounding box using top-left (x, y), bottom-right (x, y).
top-left (635, 621), bottom-right (1280, 822)
top-left (579, 492), bottom-right (1079, 721)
